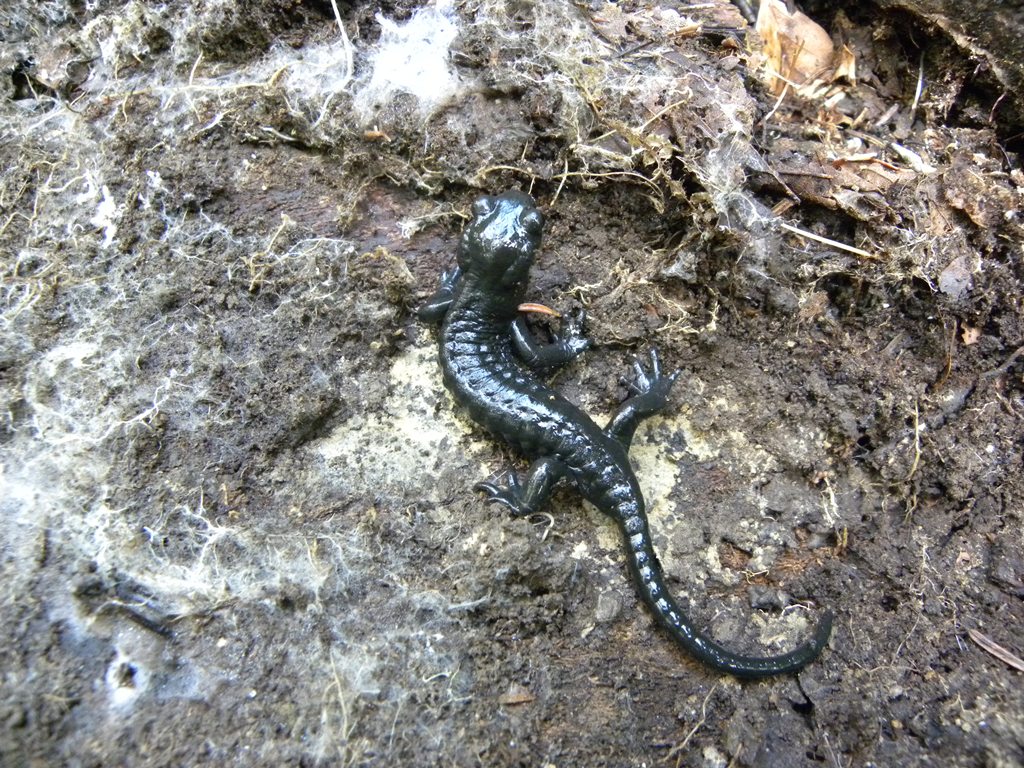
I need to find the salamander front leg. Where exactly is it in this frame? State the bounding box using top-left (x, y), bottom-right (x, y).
top-left (417, 266), bottom-right (463, 323)
top-left (475, 456), bottom-right (566, 516)
top-left (604, 349), bottom-right (681, 449)
top-left (511, 309), bottom-right (589, 369)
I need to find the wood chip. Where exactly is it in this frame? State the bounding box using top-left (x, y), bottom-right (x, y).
top-left (968, 628), bottom-right (1024, 672)
top-left (498, 684), bottom-right (536, 705)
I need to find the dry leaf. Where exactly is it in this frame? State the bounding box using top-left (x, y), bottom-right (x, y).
top-left (834, 43), bottom-right (857, 84)
top-left (756, 0), bottom-right (839, 97)
top-left (938, 255), bottom-right (973, 299)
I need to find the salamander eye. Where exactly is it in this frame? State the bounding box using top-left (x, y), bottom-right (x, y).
top-left (521, 209), bottom-right (544, 235)
top-left (472, 196), bottom-right (494, 217)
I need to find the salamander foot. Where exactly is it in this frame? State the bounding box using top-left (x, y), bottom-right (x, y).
top-left (623, 349), bottom-right (681, 412)
top-left (475, 474), bottom-right (534, 517)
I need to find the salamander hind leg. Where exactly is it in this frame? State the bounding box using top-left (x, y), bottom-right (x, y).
top-left (604, 349), bottom-right (681, 449)
top-left (475, 456), bottom-right (566, 516)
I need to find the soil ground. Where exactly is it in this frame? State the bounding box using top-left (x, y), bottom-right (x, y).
top-left (1, 1), bottom-right (1022, 766)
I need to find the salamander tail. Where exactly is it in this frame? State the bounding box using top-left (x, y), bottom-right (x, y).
top-left (618, 506), bottom-right (832, 678)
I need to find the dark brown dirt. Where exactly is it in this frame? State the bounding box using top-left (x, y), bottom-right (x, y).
top-left (1, 1), bottom-right (1021, 767)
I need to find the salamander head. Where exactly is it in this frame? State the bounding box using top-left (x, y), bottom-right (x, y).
top-left (457, 190), bottom-right (545, 294)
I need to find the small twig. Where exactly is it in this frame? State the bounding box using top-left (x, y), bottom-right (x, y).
top-left (873, 103), bottom-right (900, 129)
top-left (641, 96), bottom-right (693, 131)
top-left (909, 52), bottom-right (925, 120)
top-left (762, 79), bottom-right (791, 129)
top-left (188, 53), bottom-right (203, 86)
top-left (891, 613), bottom-right (921, 665)
top-left (527, 512), bottom-right (556, 541)
top-left (778, 168), bottom-right (834, 180)
top-left (665, 683), bottom-right (717, 764)
top-left (905, 399), bottom-right (921, 481)
top-left (968, 628), bottom-right (1024, 672)
top-left (980, 344), bottom-right (1024, 381)
top-left (551, 156), bottom-right (570, 207)
top-left (890, 143), bottom-right (936, 174)
top-left (329, 0), bottom-right (355, 82)
top-left (260, 125), bottom-right (297, 142)
top-left (96, 601), bottom-right (175, 638)
top-left (386, 697), bottom-right (403, 754)
top-left (779, 221), bottom-right (878, 260)
top-left (732, 0), bottom-right (757, 24)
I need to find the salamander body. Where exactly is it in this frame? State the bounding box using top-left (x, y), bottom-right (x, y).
top-left (419, 190), bottom-right (831, 678)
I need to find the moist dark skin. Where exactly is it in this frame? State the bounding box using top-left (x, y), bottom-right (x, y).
top-left (419, 189), bottom-right (833, 678)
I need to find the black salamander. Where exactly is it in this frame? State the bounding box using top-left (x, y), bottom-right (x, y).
top-left (419, 190), bottom-right (832, 678)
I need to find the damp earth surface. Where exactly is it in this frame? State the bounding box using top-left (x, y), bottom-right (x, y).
top-left (1, 1), bottom-right (1022, 766)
